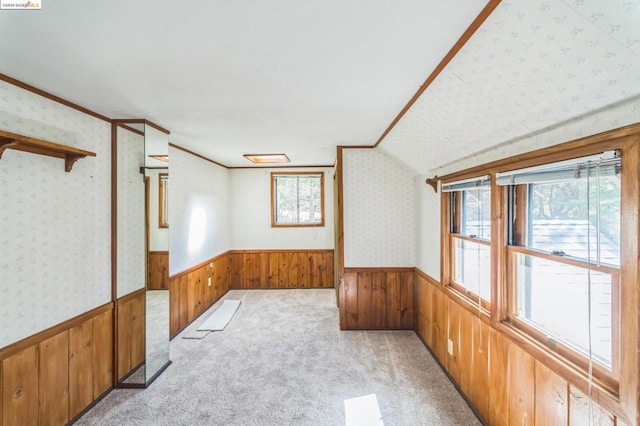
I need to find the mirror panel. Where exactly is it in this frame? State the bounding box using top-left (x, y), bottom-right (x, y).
top-left (116, 121), bottom-right (170, 387)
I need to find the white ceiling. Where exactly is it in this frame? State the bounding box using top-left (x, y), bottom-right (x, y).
top-left (0, 0), bottom-right (488, 167)
top-left (379, 0), bottom-right (640, 176)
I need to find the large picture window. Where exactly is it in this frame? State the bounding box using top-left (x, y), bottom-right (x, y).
top-left (498, 151), bottom-right (621, 382)
top-left (443, 176), bottom-right (492, 304)
top-left (271, 172), bottom-right (324, 227)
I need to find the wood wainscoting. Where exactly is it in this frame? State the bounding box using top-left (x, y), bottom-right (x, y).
top-left (147, 251), bottom-right (169, 290)
top-left (339, 267), bottom-right (415, 330)
top-left (169, 252), bottom-right (231, 338)
top-left (0, 303), bottom-right (113, 425)
top-left (115, 289), bottom-right (145, 381)
top-left (228, 250), bottom-right (334, 289)
top-left (414, 268), bottom-right (628, 425)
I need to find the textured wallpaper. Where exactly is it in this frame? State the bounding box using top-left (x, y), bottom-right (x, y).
top-left (415, 178), bottom-right (440, 279)
top-left (229, 168), bottom-right (334, 250)
top-left (343, 149), bottom-right (415, 267)
top-left (0, 81), bottom-right (111, 348)
top-left (116, 127), bottom-right (146, 297)
top-left (147, 169), bottom-right (169, 251)
top-left (169, 147), bottom-right (230, 275)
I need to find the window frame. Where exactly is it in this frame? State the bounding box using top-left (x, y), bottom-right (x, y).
top-left (442, 178), bottom-right (494, 312)
top-left (438, 129), bottom-right (640, 420)
top-left (270, 171), bottom-right (325, 228)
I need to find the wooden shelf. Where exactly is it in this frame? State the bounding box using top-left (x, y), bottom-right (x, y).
top-left (0, 129), bottom-right (96, 172)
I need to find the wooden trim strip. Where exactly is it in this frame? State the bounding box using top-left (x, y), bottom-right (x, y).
top-left (169, 143), bottom-right (230, 169)
top-left (0, 73), bottom-right (111, 123)
top-left (230, 165), bottom-right (334, 169)
top-left (230, 249), bottom-right (334, 254)
top-left (0, 302), bottom-right (113, 360)
top-left (144, 119), bottom-right (170, 135)
top-left (169, 251), bottom-right (231, 280)
top-left (116, 287), bottom-right (146, 304)
top-left (116, 123), bottom-right (145, 137)
top-left (439, 122), bottom-right (640, 182)
top-left (372, 0), bottom-right (502, 148)
top-left (149, 250), bottom-right (169, 255)
top-left (338, 145), bottom-right (376, 150)
top-left (344, 267), bottom-right (415, 273)
top-left (507, 245), bottom-right (619, 275)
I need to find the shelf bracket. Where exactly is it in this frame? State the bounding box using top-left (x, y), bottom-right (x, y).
top-left (0, 139), bottom-right (20, 159)
top-left (65, 153), bottom-right (86, 172)
top-left (425, 175), bottom-right (439, 193)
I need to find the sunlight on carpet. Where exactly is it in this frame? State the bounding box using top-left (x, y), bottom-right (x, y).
top-left (344, 393), bottom-right (384, 426)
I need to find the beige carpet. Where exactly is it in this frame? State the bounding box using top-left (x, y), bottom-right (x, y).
top-left (75, 289), bottom-right (481, 426)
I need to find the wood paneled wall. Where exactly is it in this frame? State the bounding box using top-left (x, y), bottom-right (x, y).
top-left (115, 289), bottom-right (145, 381)
top-left (169, 252), bottom-right (231, 338)
top-left (147, 251), bottom-right (169, 290)
top-left (415, 269), bottom-right (627, 425)
top-left (229, 250), bottom-right (334, 289)
top-left (340, 268), bottom-right (414, 330)
top-left (0, 304), bottom-right (113, 426)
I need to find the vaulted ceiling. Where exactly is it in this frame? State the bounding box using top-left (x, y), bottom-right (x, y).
top-left (1, 1), bottom-right (638, 173)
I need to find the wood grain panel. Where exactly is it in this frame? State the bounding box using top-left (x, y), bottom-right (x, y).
top-left (432, 289), bottom-right (448, 367)
top-left (2, 346), bottom-right (38, 426)
top-left (535, 360), bottom-right (568, 425)
top-left (457, 307), bottom-right (473, 397)
top-left (385, 273), bottom-right (400, 328)
top-left (470, 315), bottom-right (489, 422)
top-left (38, 331), bottom-right (69, 426)
top-left (92, 309), bottom-right (113, 398)
top-left (117, 300), bottom-right (131, 379)
top-left (169, 253), bottom-right (232, 338)
top-left (228, 250), bottom-right (335, 289)
top-left (371, 272), bottom-right (386, 328)
top-left (130, 294), bottom-right (145, 369)
top-left (356, 272), bottom-right (372, 328)
top-left (447, 299), bottom-right (460, 384)
top-left (344, 272), bottom-right (359, 329)
top-left (399, 271), bottom-right (415, 329)
top-left (489, 328), bottom-right (509, 426)
top-left (569, 386), bottom-right (615, 426)
top-left (147, 251), bottom-right (169, 290)
top-left (508, 342), bottom-right (535, 426)
top-left (69, 319), bottom-right (93, 418)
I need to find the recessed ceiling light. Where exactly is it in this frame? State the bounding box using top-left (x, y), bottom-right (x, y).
top-left (243, 153), bottom-right (290, 164)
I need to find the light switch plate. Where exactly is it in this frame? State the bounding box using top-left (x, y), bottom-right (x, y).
top-left (447, 339), bottom-right (454, 355)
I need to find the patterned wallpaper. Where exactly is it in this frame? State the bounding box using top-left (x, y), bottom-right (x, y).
top-left (169, 147), bottom-right (230, 275)
top-left (116, 127), bottom-right (146, 297)
top-left (0, 81), bottom-right (111, 348)
top-left (380, 0), bottom-right (640, 176)
top-left (343, 149), bottom-right (415, 267)
top-left (147, 168), bottom-right (169, 252)
top-left (229, 168), bottom-right (334, 250)
top-left (415, 178), bottom-right (440, 279)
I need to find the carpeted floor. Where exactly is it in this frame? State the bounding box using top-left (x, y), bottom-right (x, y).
top-left (75, 289), bottom-right (481, 426)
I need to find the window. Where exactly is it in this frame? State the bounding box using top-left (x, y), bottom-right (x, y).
top-left (271, 172), bottom-right (324, 227)
top-left (443, 176), bottom-right (491, 303)
top-left (498, 151), bottom-right (621, 380)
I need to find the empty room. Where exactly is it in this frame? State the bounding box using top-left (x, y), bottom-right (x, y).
top-left (1, 0), bottom-right (640, 425)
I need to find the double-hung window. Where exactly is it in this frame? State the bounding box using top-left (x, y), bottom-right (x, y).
top-left (497, 151), bottom-right (621, 387)
top-left (443, 176), bottom-right (492, 304)
top-left (271, 172), bottom-right (324, 227)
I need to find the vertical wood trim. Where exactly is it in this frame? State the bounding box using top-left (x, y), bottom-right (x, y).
top-left (336, 147), bottom-right (345, 327)
top-left (110, 122), bottom-right (118, 388)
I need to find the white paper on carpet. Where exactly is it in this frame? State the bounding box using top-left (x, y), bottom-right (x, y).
top-left (197, 299), bottom-right (241, 331)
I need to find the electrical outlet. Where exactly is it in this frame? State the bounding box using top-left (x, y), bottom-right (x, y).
top-left (208, 277), bottom-right (212, 287)
top-left (447, 339), bottom-right (454, 355)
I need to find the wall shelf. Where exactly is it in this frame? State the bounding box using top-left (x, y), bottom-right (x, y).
top-left (0, 129), bottom-right (96, 172)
